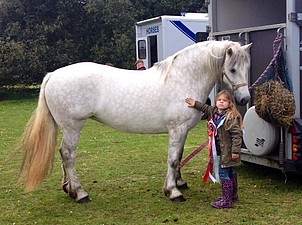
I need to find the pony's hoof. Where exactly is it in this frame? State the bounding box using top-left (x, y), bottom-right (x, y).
top-left (77, 196), bottom-right (92, 203)
top-left (177, 183), bottom-right (189, 190)
top-left (171, 196), bottom-right (186, 202)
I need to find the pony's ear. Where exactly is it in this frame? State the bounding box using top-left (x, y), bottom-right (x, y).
top-left (227, 48), bottom-right (233, 56)
top-left (241, 43), bottom-right (252, 51)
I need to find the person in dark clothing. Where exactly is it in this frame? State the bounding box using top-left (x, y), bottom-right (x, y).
top-left (135, 59), bottom-right (146, 70)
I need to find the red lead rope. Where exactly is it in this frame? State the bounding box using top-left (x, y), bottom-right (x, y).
top-left (179, 140), bottom-right (209, 169)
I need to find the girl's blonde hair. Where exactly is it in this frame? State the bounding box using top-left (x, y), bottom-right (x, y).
top-left (215, 90), bottom-right (243, 130)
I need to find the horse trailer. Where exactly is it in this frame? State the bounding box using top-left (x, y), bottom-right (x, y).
top-left (208, 0), bottom-right (302, 173)
top-left (135, 13), bottom-right (209, 69)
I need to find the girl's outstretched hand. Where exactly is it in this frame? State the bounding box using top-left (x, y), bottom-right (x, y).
top-left (185, 98), bottom-right (195, 108)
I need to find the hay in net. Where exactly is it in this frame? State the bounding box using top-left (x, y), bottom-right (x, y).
top-left (254, 80), bottom-right (295, 127)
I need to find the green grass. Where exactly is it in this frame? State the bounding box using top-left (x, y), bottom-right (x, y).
top-left (1, 97), bottom-right (302, 225)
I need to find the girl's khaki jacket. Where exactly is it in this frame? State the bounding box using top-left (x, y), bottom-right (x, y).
top-left (194, 101), bottom-right (242, 168)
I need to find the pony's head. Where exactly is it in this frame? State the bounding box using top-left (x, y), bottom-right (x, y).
top-left (220, 42), bottom-right (252, 106)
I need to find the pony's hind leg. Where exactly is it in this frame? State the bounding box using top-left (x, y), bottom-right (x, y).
top-left (59, 120), bottom-right (91, 203)
top-left (61, 161), bottom-right (69, 194)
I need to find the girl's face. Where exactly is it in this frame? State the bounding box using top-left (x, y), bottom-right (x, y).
top-left (216, 94), bottom-right (230, 111)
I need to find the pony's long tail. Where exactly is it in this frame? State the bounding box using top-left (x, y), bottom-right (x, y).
top-left (15, 73), bottom-right (58, 192)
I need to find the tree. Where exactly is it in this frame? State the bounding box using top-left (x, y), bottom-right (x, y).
top-left (0, 0), bottom-right (91, 85)
top-left (0, 0), bottom-right (206, 85)
top-left (87, 0), bottom-right (137, 68)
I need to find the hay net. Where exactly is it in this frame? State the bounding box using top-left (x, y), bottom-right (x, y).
top-left (250, 33), bottom-right (295, 127)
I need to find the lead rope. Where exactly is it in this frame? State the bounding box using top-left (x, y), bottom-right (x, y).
top-left (179, 140), bottom-right (209, 169)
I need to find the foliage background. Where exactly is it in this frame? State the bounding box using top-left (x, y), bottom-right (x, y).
top-left (0, 0), bottom-right (207, 85)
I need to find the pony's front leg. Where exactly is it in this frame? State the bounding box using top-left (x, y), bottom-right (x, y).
top-left (175, 149), bottom-right (189, 190)
top-left (164, 128), bottom-right (188, 202)
top-left (60, 126), bottom-right (91, 203)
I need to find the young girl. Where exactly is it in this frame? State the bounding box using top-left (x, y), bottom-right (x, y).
top-left (185, 90), bottom-right (243, 209)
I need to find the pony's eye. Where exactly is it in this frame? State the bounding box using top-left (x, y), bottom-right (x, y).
top-left (230, 68), bottom-right (236, 73)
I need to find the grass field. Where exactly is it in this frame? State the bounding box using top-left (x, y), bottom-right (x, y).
top-left (1, 97), bottom-right (302, 225)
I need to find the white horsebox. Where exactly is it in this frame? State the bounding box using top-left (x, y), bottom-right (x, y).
top-left (209, 0), bottom-right (302, 173)
top-left (135, 13), bottom-right (209, 69)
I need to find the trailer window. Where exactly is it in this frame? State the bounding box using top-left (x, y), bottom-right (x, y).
top-left (196, 32), bottom-right (208, 42)
top-left (138, 40), bottom-right (146, 59)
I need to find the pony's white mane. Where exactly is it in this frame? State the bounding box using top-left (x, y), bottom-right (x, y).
top-left (153, 54), bottom-right (175, 81)
top-left (154, 41), bottom-right (250, 83)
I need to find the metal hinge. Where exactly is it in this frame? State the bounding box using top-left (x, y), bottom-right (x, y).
top-left (289, 12), bottom-right (302, 26)
top-left (288, 12), bottom-right (297, 22)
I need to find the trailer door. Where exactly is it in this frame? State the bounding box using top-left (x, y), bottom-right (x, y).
top-left (148, 35), bottom-right (158, 67)
top-left (136, 36), bottom-right (158, 68)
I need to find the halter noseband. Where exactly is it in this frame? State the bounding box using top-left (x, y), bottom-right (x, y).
top-left (222, 70), bottom-right (248, 91)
